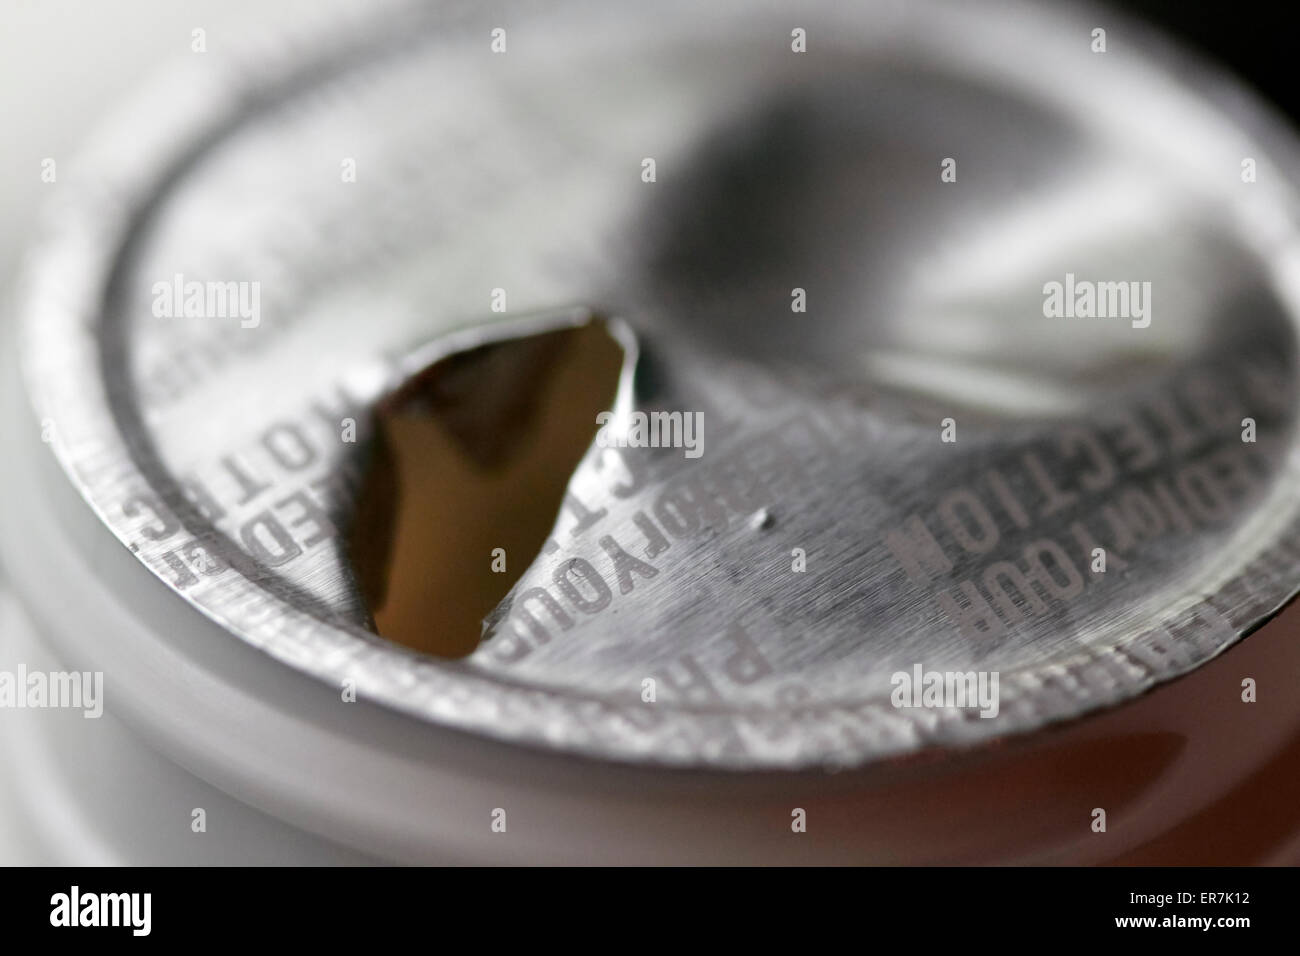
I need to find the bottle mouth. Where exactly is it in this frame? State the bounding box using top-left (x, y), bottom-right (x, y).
top-left (16, 0), bottom-right (1300, 770)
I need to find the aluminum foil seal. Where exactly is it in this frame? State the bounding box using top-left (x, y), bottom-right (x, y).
top-left (17, 0), bottom-right (1300, 768)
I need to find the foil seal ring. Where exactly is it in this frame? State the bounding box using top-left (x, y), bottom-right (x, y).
top-left (15, 0), bottom-right (1300, 770)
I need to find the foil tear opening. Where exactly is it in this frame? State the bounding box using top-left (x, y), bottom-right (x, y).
top-left (349, 319), bottom-right (625, 657)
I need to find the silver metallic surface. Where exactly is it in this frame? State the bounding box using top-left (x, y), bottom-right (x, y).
top-left (16, 0), bottom-right (1300, 768)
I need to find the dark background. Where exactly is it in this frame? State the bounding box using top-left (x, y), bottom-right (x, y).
top-left (1117, 1), bottom-right (1299, 123)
